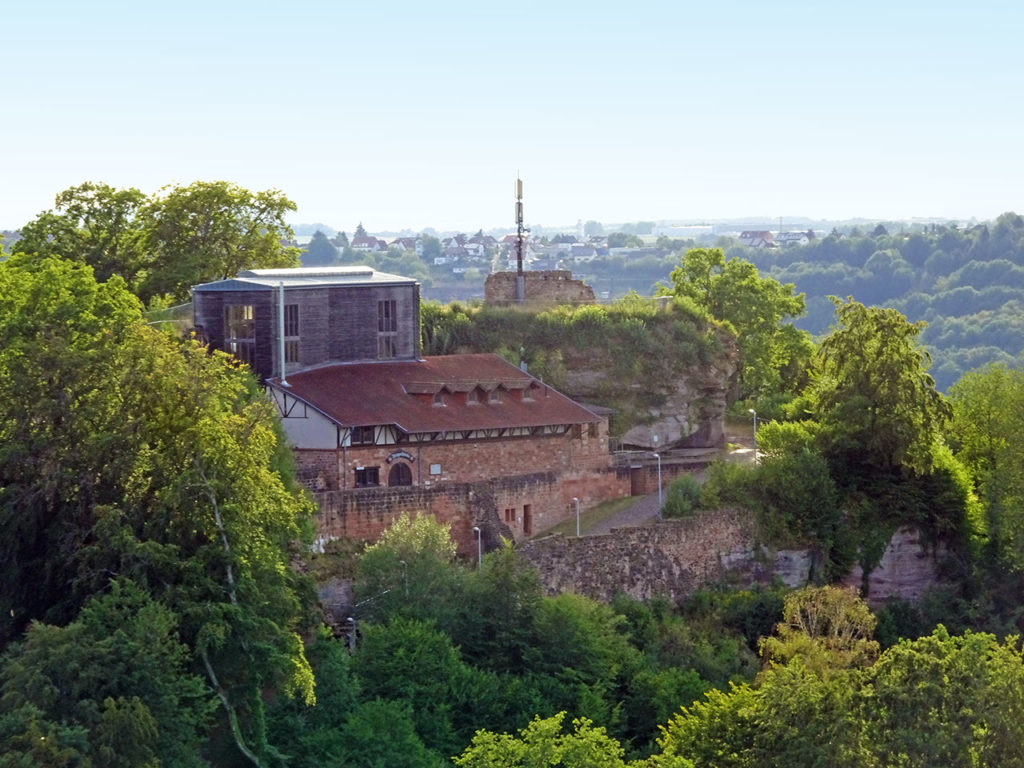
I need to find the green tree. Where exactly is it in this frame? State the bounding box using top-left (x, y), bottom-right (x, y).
top-left (454, 712), bottom-right (658, 768)
top-left (0, 580), bottom-right (213, 767)
top-left (607, 232), bottom-right (643, 248)
top-left (662, 248), bottom-right (809, 401)
top-left (14, 182), bottom-right (148, 289)
top-left (760, 586), bottom-right (879, 673)
top-left (0, 256), bottom-right (315, 765)
top-left (302, 229), bottom-right (340, 266)
top-left (810, 297), bottom-right (950, 474)
top-left (333, 231), bottom-right (350, 248)
top-left (355, 222), bottom-right (367, 237)
top-left (948, 363), bottom-right (1024, 570)
top-left (864, 627), bottom-right (1024, 768)
top-left (140, 180), bottom-right (299, 302)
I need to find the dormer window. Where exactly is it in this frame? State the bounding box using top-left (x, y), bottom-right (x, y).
top-left (489, 389), bottom-right (501, 404)
top-left (351, 426), bottom-right (375, 445)
top-left (467, 389), bottom-right (479, 405)
top-left (433, 391), bottom-right (446, 407)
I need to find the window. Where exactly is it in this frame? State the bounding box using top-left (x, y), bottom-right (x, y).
top-left (388, 463), bottom-right (412, 486)
top-left (354, 467), bottom-right (380, 487)
top-left (351, 426), bottom-right (375, 445)
top-left (377, 300), bottom-right (397, 359)
top-left (225, 305), bottom-right (255, 365)
top-left (504, 507), bottom-right (515, 523)
top-left (284, 303), bottom-right (300, 364)
top-left (378, 300), bottom-right (397, 332)
top-left (284, 303), bottom-right (299, 336)
top-left (488, 389), bottom-right (501, 404)
top-left (378, 335), bottom-right (396, 359)
top-left (467, 389), bottom-right (478, 405)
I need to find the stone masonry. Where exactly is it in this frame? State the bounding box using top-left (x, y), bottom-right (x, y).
top-left (485, 270), bottom-right (595, 305)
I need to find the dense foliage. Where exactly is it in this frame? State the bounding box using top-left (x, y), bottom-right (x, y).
top-left (420, 296), bottom-right (728, 434)
top-left (739, 215), bottom-right (1024, 390)
top-left (14, 181), bottom-right (300, 304)
top-left (0, 256), bottom-right (315, 764)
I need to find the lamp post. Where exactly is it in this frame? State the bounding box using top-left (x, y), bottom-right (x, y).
top-left (653, 451), bottom-right (662, 515)
top-left (572, 497), bottom-right (581, 537)
top-left (472, 526), bottom-right (482, 566)
top-left (652, 435), bottom-right (662, 516)
top-left (748, 408), bottom-right (758, 464)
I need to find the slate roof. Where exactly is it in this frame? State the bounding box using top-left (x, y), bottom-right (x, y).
top-left (266, 354), bottom-right (600, 433)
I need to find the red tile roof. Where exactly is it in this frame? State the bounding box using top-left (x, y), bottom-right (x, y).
top-left (267, 354), bottom-right (599, 433)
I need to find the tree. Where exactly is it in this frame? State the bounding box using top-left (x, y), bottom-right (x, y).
top-left (14, 182), bottom-right (148, 289)
top-left (355, 222), bottom-right (367, 238)
top-left (584, 220), bottom-right (604, 236)
top-left (0, 580), bottom-right (213, 767)
top-left (607, 232), bottom-right (643, 248)
top-left (139, 181), bottom-right (299, 302)
top-left (0, 256), bottom-right (315, 765)
top-left (948, 363), bottom-right (1024, 570)
top-left (333, 230), bottom-right (350, 248)
top-left (760, 586), bottom-right (879, 673)
top-left (454, 712), bottom-right (656, 768)
top-left (303, 229), bottom-right (340, 266)
top-left (662, 248), bottom-right (809, 400)
top-left (810, 297), bottom-right (950, 474)
top-left (863, 627), bottom-right (1024, 768)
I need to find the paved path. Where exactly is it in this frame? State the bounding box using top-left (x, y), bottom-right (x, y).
top-left (584, 424), bottom-right (757, 536)
top-left (584, 491), bottom-right (662, 535)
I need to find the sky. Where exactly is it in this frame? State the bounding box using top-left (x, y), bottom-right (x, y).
top-left (3, 1), bottom-right (1023, 233)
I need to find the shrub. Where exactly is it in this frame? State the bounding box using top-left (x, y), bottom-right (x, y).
top-left (662, 475), bottom-right (703, 518)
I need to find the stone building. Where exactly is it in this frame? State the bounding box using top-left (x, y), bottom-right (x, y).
top-left (192, 266), bottom-right (629, 552)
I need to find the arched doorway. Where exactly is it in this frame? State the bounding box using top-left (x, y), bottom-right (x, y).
top-left (388, 463), bottom-right (413, 486)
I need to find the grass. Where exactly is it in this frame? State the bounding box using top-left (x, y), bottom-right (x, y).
top-left (540, 495), bottom-right (639, 538)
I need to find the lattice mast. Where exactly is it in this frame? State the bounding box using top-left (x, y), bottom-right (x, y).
top-left (514, 175), bottom-right (528, 303)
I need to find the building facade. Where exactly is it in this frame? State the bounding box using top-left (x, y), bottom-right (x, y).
top-left (192, 266), bottom-right (630, 552)
top-left (192, 266), bottom-right (420, 380)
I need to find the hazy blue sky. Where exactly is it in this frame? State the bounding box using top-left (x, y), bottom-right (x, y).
top-left (3, 1), bottom-right (1021, 232)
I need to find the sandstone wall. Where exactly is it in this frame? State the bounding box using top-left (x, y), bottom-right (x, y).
top-left (519, 514), bottom-right (948, 606)
top-left (313, 465), bottom-right (631, 556)
top-left (518, 509), bottom-right (811, 602)
top-left (485, 270), bottom-right (595, 305)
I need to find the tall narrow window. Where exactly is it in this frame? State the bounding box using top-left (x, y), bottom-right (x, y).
top-left (225, 305), bottom-right (255, 366)
top-left (284, 303), bottom-right (299, 364)
top-left (377, 299), bottom-right (397, 359)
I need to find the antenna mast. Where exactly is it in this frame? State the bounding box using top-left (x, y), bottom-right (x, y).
top-left (515, 175), bottom-right (527, 303)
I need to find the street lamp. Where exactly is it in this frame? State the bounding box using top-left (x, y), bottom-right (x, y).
top-left (472, 526), bottom-right (482, 566)
top-left (748, 408), bottom-right (758, 464)
top-left (653, 451), bottom-right (662, 515)
top-left (572, 497), bottom-right (581, 537)
top-left (652, 435), bottom-right (662, 516)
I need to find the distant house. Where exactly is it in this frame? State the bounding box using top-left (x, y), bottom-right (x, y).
top-left (776, 231), bottom-right (811, 246)
top-left (738, 231), bottom-right (776, 248)
top-left (391, 237), bottom-right (418, 251)
top-left (351, 235), bottom-right (385, 252)
top-left (570, 244), bottom-right (598, 263)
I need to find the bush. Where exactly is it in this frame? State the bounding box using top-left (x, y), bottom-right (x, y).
top-left (662, 475), bottom-right (703, 518)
